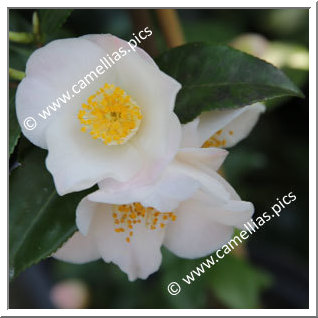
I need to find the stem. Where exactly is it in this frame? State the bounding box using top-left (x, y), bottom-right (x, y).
top-left (9, 68), bottom-right (25, 81)
top-left (156, 9), bottom-right (185, 48)
top-left (9, 31), bottom-right (35, 44)
top-left (32, 11), bottom-right (41, 43)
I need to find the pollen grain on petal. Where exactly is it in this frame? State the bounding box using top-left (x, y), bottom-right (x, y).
top-left (112, 202), bottom-right (177, 243)
top-left (202, 129), bottom-right (228, 148)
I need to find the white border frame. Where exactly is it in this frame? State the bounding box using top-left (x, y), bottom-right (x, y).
top-left (3, 1), bottom-right (316, 316)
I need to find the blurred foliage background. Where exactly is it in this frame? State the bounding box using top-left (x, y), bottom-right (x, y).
top-left (9, 8), bottom-right (309, 309)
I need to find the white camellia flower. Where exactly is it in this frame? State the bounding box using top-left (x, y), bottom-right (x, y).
top-left (181, 103), bottom-right (265, 148)
top-left (16, 34), bottom-right (182, 195)
top-left (54, 146), bottom-right (254, 281)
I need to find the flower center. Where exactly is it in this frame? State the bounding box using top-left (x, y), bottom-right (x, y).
top-left (112, 202), bottom-right (177, 243)
top-left (78, 83), bottom-right (142, 145)
top-left (202, 129), bottom-right (234, 148)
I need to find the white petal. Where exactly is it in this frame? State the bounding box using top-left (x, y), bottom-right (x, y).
top-left (82, 34), bottom-right (158, 68)
top-left (171, 160), bottom-right (231, 204)
top-left (140, 170), bottom-right (198, 212)
top-left (89, 164), bottom-right (199, 212)
top-left (183, 190), bottom-right (253, 229)
top-left (212, 200), bottom-right (254, 229)
top-left (76, 197), bottom-right (101, 236)
top-left (181, 118), bottom-right (201, 147)
top-left (207, 168), bottom-right (241, 201)
top-left (176, 147), bottom-right (228, 172)
top-left (129, 112), bottom-right (182, 189)
top-left (88, 204), bottom-right (164, 281)
top-left (53, 231), bottom-right (100, 263)
top-left (163, 192), bottom-right (234, 258)
top-left (16, 37), bottom-right (112, 148)
top-left (183, 153), bottom-right (242, 201)
top-left (176, 149), bottom-right (241, 201)
top-left (45, 113), bottom-right (143, 195)
top-left (196, 103), bottom-right (265, 148)
top-left (164, 190), bottom-right (254, 258)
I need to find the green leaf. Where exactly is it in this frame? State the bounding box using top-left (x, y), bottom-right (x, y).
top-left (9, 143), bottom-right (93, 281)
top-left (156, 42), bottom-right (304, 123)
top-left (9, 88), bottom-right (20, 155)
top-left (264, 67), bottom-right (308, 110)
top-left (209, 254), bottom-right (272, 309)
top-left (38, 9), bottom-right (73, 41)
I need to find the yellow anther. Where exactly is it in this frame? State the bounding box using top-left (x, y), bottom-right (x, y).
top-left (202, 129), bottom-right (227, 148)
top-left (112, 203), bottom-right (177, 242)
top-left (78, 83), bottom-right (142, 145)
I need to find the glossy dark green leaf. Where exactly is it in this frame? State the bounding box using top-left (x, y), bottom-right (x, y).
top-left (265, 67), bottom-right (308, 110)
top-left (9, 143), bottom-right (93, 281)
top-left (9, 88), bottom-right (20, 155)
top-left (156, 43), bottom-right (304, 123)
top-left (209, 254), bottom-right (272, 308)
top-left (38, 9), bottom-right (73, 41)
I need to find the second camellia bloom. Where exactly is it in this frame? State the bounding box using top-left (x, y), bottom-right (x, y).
top-left (54, 146), bottom-right (254, 281)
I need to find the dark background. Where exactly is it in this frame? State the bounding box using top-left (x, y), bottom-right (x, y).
top-left (9, 8), bottom-right (309, 309)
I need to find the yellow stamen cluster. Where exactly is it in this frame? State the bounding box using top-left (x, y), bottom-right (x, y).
top-left (78, 83), bottom-right (142, 145)
top-left (202, 129), bottom-right (234, 148)
top-left (112, 202), bottom-right (177, 243)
